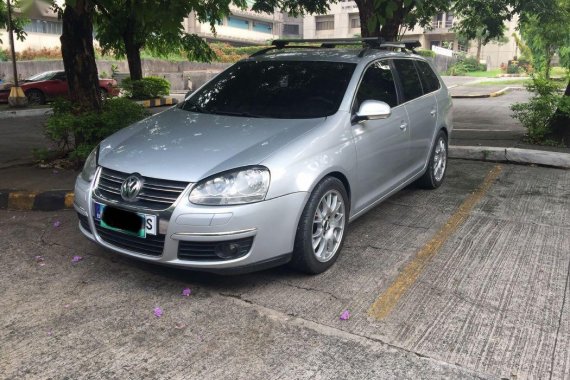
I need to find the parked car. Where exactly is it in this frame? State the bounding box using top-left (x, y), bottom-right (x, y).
top-left (74, 39), bottom-right (453, 274)
top-left (0, 70), bottom-right (119, 104)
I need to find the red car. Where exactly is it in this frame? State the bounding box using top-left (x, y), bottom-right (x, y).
top-left (0, 70), bottom-right (120, 104)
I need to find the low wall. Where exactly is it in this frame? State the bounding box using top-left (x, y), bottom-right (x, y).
top-left (0, 59), bottom-right (232, 91)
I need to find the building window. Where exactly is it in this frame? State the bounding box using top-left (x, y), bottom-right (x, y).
top-left (283, 24), bottom-right (300, 35)
top-left (252, 20), bottom-right (273, 34)
top-left (349, 14), bottom-right (360, 29)
top-left (315, 16), bottom-right (334, 31)
top-left (227, 16), bottom-right (250, 30)
top-left (445, 12), bottom-right (454, 28)
top-left (23, 19), bottom-right (63, 34)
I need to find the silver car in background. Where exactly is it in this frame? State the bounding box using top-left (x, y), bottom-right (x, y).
top-left (75, 39), bottom-right (453, 274)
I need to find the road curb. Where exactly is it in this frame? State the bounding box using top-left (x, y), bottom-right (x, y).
top-left (135, 97), bottom-right (179, 108)
top-left (0, 190), bottom-right (74, 211)
top-left (0, 107), bottom-right (53, 119)
top-left (449, 146), bottom-right (570, 169)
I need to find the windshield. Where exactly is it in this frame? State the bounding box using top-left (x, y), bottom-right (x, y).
top-left (26, 71), bottom-right (57, 82)
top-left (181, 60), bottom-right (356, 119)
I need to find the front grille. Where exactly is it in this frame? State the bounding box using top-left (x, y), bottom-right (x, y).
top-left (178, 237), bottom-right (254, 261)
top-left (77, 213), bottom-right (91, 233)
top-left (95, 224), bottom-right (165, 257)
top-left (95, 167), bottom-right (189, 210)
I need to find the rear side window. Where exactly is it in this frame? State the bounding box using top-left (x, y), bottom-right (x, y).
top-left (354, 61), bottom-right (398, 109)
top-left (415, 60), bottom-right (440, 94)
top-left (393, 59), bottom-right (423, 102)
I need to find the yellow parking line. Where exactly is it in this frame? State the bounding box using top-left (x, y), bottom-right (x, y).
top-left (368, 164), bottom-right (503, 320)
top-left (8, 192), bottom-right (37, 210)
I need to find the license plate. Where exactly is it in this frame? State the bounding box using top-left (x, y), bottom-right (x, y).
top-left (94, 202), bottom-right (157, 237)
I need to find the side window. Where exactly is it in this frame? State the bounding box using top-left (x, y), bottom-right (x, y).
top-left (354, 60), bottom-right (398, 111)
top-left (393, 59), bottom-right (424, 102)
top-left (415, 60), bottom-right (440, 94)
top-left (52, 72), bottom-right (67, 81)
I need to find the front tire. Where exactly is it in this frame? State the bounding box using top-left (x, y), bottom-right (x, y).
top-left (417, 130), bottom-right (448, 189)
top-left (290, 177), bottom-right (349, 274)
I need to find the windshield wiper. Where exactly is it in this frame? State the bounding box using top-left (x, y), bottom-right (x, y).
top-left (210, 110), bottom-right (263, 118)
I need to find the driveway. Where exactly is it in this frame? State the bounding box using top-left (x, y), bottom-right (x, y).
top-left (1, 159), bottom-right (569, 379)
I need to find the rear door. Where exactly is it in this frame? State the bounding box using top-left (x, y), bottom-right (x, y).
top-left (393, 59), bottom-right (438, 173)
top-left (351, 59), bottom-right (411, 213)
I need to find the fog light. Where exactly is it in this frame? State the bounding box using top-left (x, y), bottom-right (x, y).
top-left (214, 243), bottom-right (241, 259)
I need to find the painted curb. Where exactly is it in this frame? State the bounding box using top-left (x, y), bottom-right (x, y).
top-left (449, 146), bottom-right (570, 169)
top-left (0, 190), bottom-right (74, 211)
top-left (0, 107), bottom-right (53, 119)
top-left (135, 97), bottom-right (179, 108)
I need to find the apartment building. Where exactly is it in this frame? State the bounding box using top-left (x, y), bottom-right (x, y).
top-left (185, 4), bottom-right (303, 45)
top-left (0, 1), bottom-right (62, 52)
top-left (303, 1), bottom-right (519, 69)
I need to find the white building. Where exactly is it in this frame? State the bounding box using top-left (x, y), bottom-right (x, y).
top-left (0, 1), bottom-right (62, 52)
top-left (302, 1), bottom-right (520, 69)
top-left (184, 5), bottom-right (303, 45)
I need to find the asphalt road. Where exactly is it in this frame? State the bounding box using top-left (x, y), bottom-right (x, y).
top-left (1, 160), bottom-right (569, 379)
top-left (451, 91), bottom-right (531, 147)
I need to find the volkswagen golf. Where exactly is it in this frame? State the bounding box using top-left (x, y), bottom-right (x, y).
top-left (74, 38), bottom-right (453, 274)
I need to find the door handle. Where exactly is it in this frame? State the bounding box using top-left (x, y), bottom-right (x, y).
top-left (399, 122), bottom-right (408, 131)
top-left (430, 109), bottom-right (437, 117)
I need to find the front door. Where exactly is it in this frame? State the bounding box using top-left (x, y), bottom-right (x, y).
top-left (351, 60), bottom-right (411, 214)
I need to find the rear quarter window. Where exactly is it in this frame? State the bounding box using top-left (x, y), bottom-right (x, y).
top-left (414, 60), bottom-right (441, 94)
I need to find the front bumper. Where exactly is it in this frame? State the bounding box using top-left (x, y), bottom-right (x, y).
top-left (74, 171), bottom-right (308, 272)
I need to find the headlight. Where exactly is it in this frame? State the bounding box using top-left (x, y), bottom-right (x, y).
top-left (189, 167), bottom-right (270, 205)
top-left (80, 147), bottom-right (99, 182)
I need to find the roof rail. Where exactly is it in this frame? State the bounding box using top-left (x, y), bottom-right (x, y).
top-left (250, 38), bottom-right (422, 57)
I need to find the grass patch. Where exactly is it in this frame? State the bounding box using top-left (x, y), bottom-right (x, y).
top-left (463, 69), bottom-right (502, 78)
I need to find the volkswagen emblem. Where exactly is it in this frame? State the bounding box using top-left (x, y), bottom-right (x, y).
top-left (120, 175), bottom-right (143, 202)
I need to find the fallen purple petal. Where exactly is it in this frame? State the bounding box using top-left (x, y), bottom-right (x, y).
top-left (35, 255), bottom-right (44, 263)
top-left (153, 307), bottom-right (163, 318)
top-left (71, 255), bottom-right (83, 263)
top-left (53, 220), bottom-right (61, 228)
top-left (47, 330), bottom-right (52, 336)
top-left (339, 309), bottom-right (351, 321)
top-left (182, 288), bottom-right (192, 297)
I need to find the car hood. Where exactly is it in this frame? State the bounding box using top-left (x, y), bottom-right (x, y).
top-left (99, 107), bottom-right (325, 182)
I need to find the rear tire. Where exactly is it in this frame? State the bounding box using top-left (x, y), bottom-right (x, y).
top-left (25, 89), bottom-right (45, 105)
top-left (290, 177), bottom-right (349, 274)
top-left (417, 130), bottom-right (448, 189)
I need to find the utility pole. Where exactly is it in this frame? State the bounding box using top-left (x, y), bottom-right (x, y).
top-left (6, 0), bottom-right (28, 107)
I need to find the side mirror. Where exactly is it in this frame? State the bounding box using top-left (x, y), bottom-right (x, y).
top-left (353, 100), bottom-right (391, 123)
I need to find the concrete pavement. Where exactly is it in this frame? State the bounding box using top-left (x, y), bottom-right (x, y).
top-left (1, 160), bottom-right (569, 378)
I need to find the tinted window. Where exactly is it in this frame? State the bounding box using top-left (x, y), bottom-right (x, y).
top-left (415, 60), bottom-right (440, 94)
top-left (393, 59), bottom-right (424, 102)
top-left (181, 61), bottom-right (356, 119)
top-left (354, 61), bottom-right (398, 109)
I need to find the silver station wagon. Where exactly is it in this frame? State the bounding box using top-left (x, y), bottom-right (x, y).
top-left (75, 38), bottom-right (453, 274)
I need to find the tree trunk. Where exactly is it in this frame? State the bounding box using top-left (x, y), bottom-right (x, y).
top-left (60, 0), bottom-right (101, 112)
top-left (124, 33), bottom-right (143, 80)
top-left (355, 0), bottom-right (378, 37)
top-left (476, 38), bottom-right (482, 62)
top-left (547, 80), bottom-right (570, 146)
top-left (379, 20), bottom-right (400, 41)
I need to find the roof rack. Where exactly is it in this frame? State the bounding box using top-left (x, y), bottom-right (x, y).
top-left (250, 38), bottom-right (421, 57)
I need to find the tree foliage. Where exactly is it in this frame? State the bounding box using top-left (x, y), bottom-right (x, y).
top-left (0, 0), bottom-right (29, 44)
top-left (93, 0), bottom-right (246, 80)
